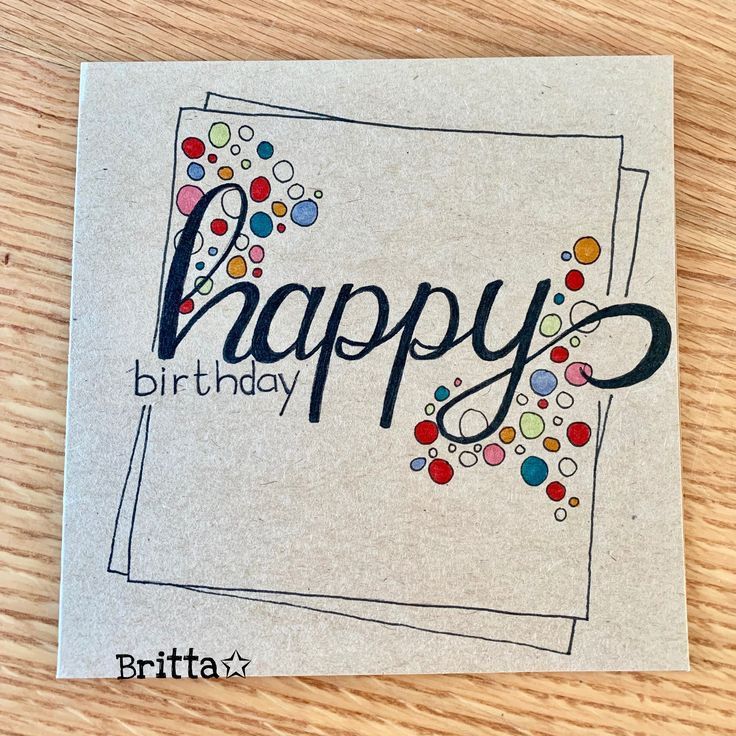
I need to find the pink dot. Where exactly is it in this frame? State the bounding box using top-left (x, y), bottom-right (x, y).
top-left (482, 443), bottom-right (505, 466)
top-left (454, 377), bottom-right (462, 387)
top-left (565, 362), bottom-right (593, 386)
top-left (176, 185), bottom-right (204, 215)
top-left (249, 245), bottom-right (265, 263)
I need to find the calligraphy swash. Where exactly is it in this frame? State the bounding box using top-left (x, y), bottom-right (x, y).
top-left (58, 57), bottom-right (688, 678)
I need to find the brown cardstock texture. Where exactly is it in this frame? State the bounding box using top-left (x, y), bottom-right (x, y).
top-left (59, 56), bottom-right (687, 678)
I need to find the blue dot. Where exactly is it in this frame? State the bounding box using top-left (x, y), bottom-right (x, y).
top-left (561, 251), bottom-right (572, 261)
top-left (195, 261), bottom-right (205, 270)
top-left (257, 141), bottom-right (274, 159)
top-left (410, 457), bottom-right (427, 472)
top-left (434, 385), bottom-right (450, 401)
top-left (208, 247), bottom-right (218, 256)
top-left (291, 199), bottom-right (318, 227)
top-left (530, 369), bottom-right (558, 396)
top-left (250, 212), bottom-right (273, 238)
top-left (187, 162), bottom-right (205, 181)
top-left (554, 292), bottom-right (565, 305)
top-left (520, 456), bottom-right (548, 486)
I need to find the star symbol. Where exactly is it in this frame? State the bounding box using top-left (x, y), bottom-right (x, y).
top-left (220, 650), bottom-right (251, 678)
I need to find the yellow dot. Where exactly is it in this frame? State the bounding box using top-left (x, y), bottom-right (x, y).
top-left (218, 166), bottom-right (234, 180)
top-left (272, 201), bottom-right (287, 217)
top-left (573, 236), bottom-right (601, 265)
top-left (226, 255), bottom-right (247, 279)
top-left (543, 437), bottom-right (561, 452)
top-left (569, 497), bottom-right (580, 507)
top-left (499, 426), bottom-right (516, 444)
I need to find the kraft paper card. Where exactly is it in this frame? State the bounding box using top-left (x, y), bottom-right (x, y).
top-left (58, 56), bottom-right (688, 679)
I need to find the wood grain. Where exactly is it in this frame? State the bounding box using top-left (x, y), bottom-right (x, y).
top-left (0, 1), bottom-right (734, 733)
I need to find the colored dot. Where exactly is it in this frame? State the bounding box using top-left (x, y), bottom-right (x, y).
top-left (257, 141), bottom-right (274, 159)
top-left (530, 369), bottom-right (558, 396)
top-left (415, 420), bottom-right (439, 445)
top-left (226, 255), bottom-right (247, 279)
top-left (250, 176), bottom-right (271, 202)
top-left (565, 269), bottom-right (585, 291)
top-left (567, 422), bottom-right (591, 447)
top-left (210, 218), bottom-right (228, 236)
top-left (230, 144), bottom-right (241, 155)
top-left (250, 212), bottom-right (273, 238)
top-left (499, 426), bottom-right (516, 444)
top-left (520, 456), bottom-right (548, 486)
top-left (208, 247), bottom-right (218, 256)
top-left (565, 362), bottom-right (593, 386)
top-left (272, 201), bottom-right (287, 217)
top-left (288, 183), bottom-right (304, 200)
top-left (195, 261), bottom-right (205, 270)
top-left (454, 377), bottom-right (462, 387)
top-left (570, 336), bottom-right (581, 347)
top-left (249, 245), bottom-right (264, 263)
top-left (569, 497), bottom-right (580, 507)
top-left (410, 457), bottom-right (426, 472)
top-left (253, 267), bottom-right (263, 278)
top-left (573, 236), bottom-right (601, 265)
top-left (554, 508), bottom-right (567, 522)
top-left (291, 199), bottom-right (319, 227)
top-left (194, 276), bottom-right (213, 295)
top-left (277, 223), bottom-right (286, 233)
top-left (561, 251), bottom-right (572, 261)
top-left (553, 292), bottom-right (565, 305)
top-left (176, 185), bottom-right (203, 215)
top-left (187, 162), bottom-right (205, 181)
top-left (218, 166), bottom-right (234, 180)
top-left (179, 298), bottom-right (194, 314)
top-left (181, 137), bottom-right (205, 159)
top-left (314, 190), bottom-right (323, 198)
top-left (556, 391), bottom-right (574, 409)
top-left (425, 403), bottom-right (435, 416)
top-left (238, 125), bottom-right (254, 141)
top-left (551, 346), bottom-right (569, 363)
top-left (272, 160), bottom-right (294, 183)
top-left (208, 122), bottom-right (231, 148)
top-left (483, 443), bottom-right (505, 466)
top-left (241, 159), bottom-right (251, 169)
top-left (546, 481), bottom-right (566, 502)
top-left (434, 385), bottom-right (450, 401)
top-left (559, 458), bottom-right (578, 477)
top-left (208, 153), bottom-right (217, 163)
top-left (537, 399), bottom-right (548, 409)
top-left (428, 458), bottom-right (454, 485)
top-left (520, 412), bottom-right (544, 439)
top-left (540, 314), bottom-right (562, 337)
top-left (543, 437), bottom-right (561, 452)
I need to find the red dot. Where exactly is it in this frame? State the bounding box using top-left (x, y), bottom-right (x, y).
top-left (179, 298), bottom-right (194, 314)
top-left (414, 420), bottom-right (439, 445)
top-left (181, 137), bottom-right (205, 159)
top-left (253, 267), bottom-right (263, 278)
top-left (567, 421), bottom-right (591, 447)
top-left (546, 481), bottom-right (566, 501)
top-left (276, 223), bottom-right (286, 233)
top-left (207, 153), bottom-right (217, 163)
top-left (210, 218), bottom-right (228, 235)
top-left (428, 458), bottom-right (454, 485)
top-left (250, 176), bottom-right (271, 202)
top-left (565, 269), bottom-right (585, 291)
top-left (537, 398), bottom-right (549, 409)
top-left (551, 346), bottom-right (569, 363)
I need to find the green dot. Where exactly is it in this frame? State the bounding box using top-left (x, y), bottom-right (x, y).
top-left (539, 313), bottom-right (562, 337)
top-left (570, 336), bottom-right (581, 347)
top-left (208, 122), bottom-right (231, 148)
top-left (241, 159), bottom-right (251, 169)
top-left (425, 403), bottom-right (435, 416)
top-left (519, 412), bottom-right (545, 439)
top-left (194, 276), bottom-right (213, 295)
top-left (314, 190), bottom-right (323, 198)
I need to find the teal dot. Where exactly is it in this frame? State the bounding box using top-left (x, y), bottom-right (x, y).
top-left (520, 456), bottom-right (548, 486)
top-left (250, 212), bottom-right (273, 238)
top-left (195, 261), bottom-right (205, 270)
top-left (554, 292), bottom-right (565, 305)
top-left (434, 385), bottom-right (450, 401)
top-left (257, 141), bottom-right (274, 159)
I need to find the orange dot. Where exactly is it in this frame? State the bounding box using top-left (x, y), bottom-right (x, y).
top-left (573, 236), bottom-right (601, 265)
top-left (271, 201), bottom-right (287, 217)
top-left (218, 166), bottom-right (234, 180)
top-left (543, 437), bottom-right (561, 452)
top-left (226, 255), bottom-right (247, 279)
top-left (569, 497), bottom-right (580, 507)
top-left (499, 426), bottom-right (516, 444)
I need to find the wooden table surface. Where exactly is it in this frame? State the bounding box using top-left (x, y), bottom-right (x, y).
top-left (1, 1), bottom-right (734, 733)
